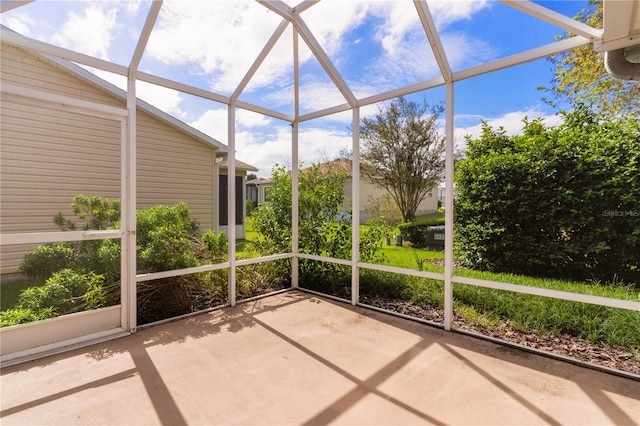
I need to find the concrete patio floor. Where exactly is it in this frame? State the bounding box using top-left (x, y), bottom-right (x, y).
top-left (1, 290), bottom-right (639, 425)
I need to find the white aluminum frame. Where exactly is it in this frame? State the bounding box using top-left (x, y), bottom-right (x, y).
top-left (1, 0), bottom-right (638, 364)
top-left (0, 85), bottom-right (131, 362)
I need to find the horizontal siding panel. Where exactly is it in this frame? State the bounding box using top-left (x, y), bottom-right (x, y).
top-left (1, 45), bottom-right (222, 273)
top-left (1, 99), bottom-right (122, 131)
top-left (137, 151), bottom-right (214, 166)
top-left (137, 173), bottom-right (212, 186)
top-left (137, 144), bottom-right (215, 162)
top-left (1, 162), bottom-right (120, 177)
top-left (1, 123), bottom-right (121, 147)
top-left (1, 244), bottom-right (38, 275)
top-left (1, 124), bottom-right (121, 151)
top-left (1, 46), bottom-right (123, 108)
top-left (0, 189), bottom-right (119, 201)
top-left (1, 139), bottom-right (120, 159)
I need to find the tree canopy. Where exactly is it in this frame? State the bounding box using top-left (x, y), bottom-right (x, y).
top-left (359, 97), bottom-right (445, 223)
top-left (542, 0), bottom-right (640, 119)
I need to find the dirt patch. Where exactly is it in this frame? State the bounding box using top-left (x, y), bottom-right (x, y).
top-left (360, 294), bottom-right (640, 376)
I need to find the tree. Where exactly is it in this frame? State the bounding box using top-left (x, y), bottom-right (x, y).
top-left (454, 108), bottom-right (640, 285)
top-left (542, 0), bottom-right (640, 119)
top-left (359, 97), bottom-right (445, 222)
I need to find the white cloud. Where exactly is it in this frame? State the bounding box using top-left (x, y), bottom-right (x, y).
top-left (124, 0), bottom-right (142, 15)
top-left (237, 109), bottom-right (272, 128)
top-left (301, 1), bottom-right (369, 56)
top-left (52, 4), bottom-right (118, 60)
top-left (441, 32), bottom-right (500, 70)
top-left (234, 126), bottom-right (352, 177)
top-left (429, 0), bottom-right (491, 29)
top-left (145, 0), bottom-right (285, 93)
top-left (0, 13), bottom-right (34, 36)
top-left (136, 81), bottom-right (185, 119)
top-left (91, 69), bottom-right (187, 120)
top-left (190, 108), bottom-right (228, 144)
top-left (454, 109), bottom-right (563, 147)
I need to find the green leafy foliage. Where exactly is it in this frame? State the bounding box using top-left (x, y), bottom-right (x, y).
top-left (19, 243), bottom-right (75, 279)
top-left (245, 198), bottom-right (256, 217)
top-left (11, 197), bottom-right (219, 325)
top-left (252, 163), bottom-right (385, 293)
top-left (136, 202), bottom-right (200, 272)
top-left (397, 223), bottom-right (435, 248)
top-left (360, 97), bottom-right (445, 222)
top-left (1, 269), bottom-right (114, 326)
top-left (454, 109), bottom-right (640, 285)
top-left (202, 230), bottom-right (228, 262)
top-left (542, 0), bottom-right (640, 119)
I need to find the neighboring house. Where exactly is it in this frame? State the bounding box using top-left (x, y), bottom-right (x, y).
top-left (437, 184), bottom-right (457, 205)
top-left (246, 177), bottom-right (273, 206)
top-left (315, 158), bottom-right (439, 223)
top-left (0, 41), bottom-right (255, 274)
top-left (219, 159), bottom-right (258, 238)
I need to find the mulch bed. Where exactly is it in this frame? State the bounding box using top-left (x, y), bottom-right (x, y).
top-left (360, 294), bottom-right (640, 376)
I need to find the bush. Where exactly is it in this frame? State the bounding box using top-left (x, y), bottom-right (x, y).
top-left (454, 109), bottom-right (640, 285)
top-left (398, 223), bottom-right (431, 247)
top-left (20, 243), bottom-right (75, 279)
top-left (136, 202), bottom-right (200, 272)
top-left (398, 221), bottom-right (445, 248)
top-left (252, 163), bottom-right (385, 292)
top-left (202, 230), bottom-right (228, 262)
top-left (11, 197), bottom-right (216, 325)
top-left (1, 269), bottom-right (114, 326)
top-left (246, 198), bottom-right (256, 217)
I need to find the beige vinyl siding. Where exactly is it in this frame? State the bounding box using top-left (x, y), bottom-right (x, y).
top-left (0, 94), bottom-right (122, 273)
top-left (1, 44), bottom-right (122, 107)
top-left (137, 110), bottom-right (215, 231)
top-left (1, 44), bottom-right (219, 274)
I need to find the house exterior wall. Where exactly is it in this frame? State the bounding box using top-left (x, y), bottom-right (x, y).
top-left (0, 44), bottom-right (218, 274)
top-left (344, 177), bottom-right (439, 223)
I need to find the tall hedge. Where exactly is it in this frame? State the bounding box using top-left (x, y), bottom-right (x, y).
top-left (454, 109), bottom-right (640, 285)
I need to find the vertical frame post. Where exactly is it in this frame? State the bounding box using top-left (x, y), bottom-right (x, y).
top-left (122, 74), bottom-right (137, 331)
top-left (291, 26), bottom-right (300, 288)
top-left (351, 107), bottom-right (361, 306)
top-left (444, 82), bottom-right (455, 330)
top-left (228, 103), bottom-right (237, 306)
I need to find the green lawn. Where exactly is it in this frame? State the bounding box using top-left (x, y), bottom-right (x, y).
top-left (378, 244), bottom-right (443, 271)
top-left (1, 279), bottom-right (44, 311)
top-left (412, 209), bottom-right (445, 225)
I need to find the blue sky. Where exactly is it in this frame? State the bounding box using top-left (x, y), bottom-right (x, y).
top-left (1, 0), bottom-right (591, 176)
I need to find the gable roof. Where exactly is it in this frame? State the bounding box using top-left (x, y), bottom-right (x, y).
top-left (220, 158), bottom-right (258, 173)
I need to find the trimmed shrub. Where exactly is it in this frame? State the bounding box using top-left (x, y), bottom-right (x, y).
top-left (398, 223), bottom-right (431, 247)
top-left (454, 109), bottom-right (640, 285)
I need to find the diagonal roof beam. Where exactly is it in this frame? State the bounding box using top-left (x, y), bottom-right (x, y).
top-left (500, 0), bottom-right (602, 41)
top-left (232, 19), bottom-right (290, 102)
top-left (256, 0), bottom-right (357, 107)
top-left (0, 0), bottom-right (35, 14)
top-left (292, 0), bottom-right (319, 14)
top-left (453, 35), bottom-right (592, 81)
top-left (414, 0), bottom-right (452, 82)
top-left (129, 0), bottom-right (163, 72)
top-left (0, 26), bottom-right (129, 75)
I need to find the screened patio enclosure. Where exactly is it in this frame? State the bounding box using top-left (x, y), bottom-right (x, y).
top-left (0, 0), bottom-right (638, 366)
